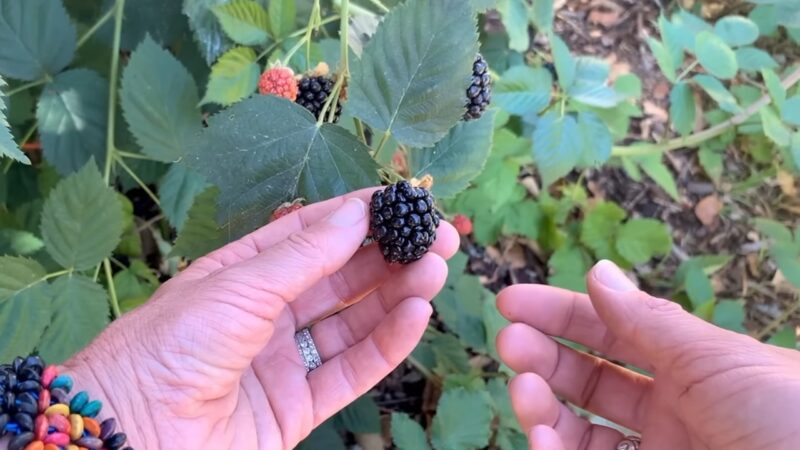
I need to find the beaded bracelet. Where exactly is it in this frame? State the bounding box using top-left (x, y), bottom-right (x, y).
top-left (0, 356), bottom-right (133, 450)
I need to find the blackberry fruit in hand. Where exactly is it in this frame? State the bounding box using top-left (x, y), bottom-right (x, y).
top-left (296, 75), bottom-right (342, 122)
top-left (369, 181), bottom-right (439, 264)
top-left (464, 54), bottom-right (492, 121)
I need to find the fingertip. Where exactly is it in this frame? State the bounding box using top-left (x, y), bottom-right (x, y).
top-left (508, 372), bottom-right (558, 431)
top-left (529, 425), bottom-right (564, 450)
top-left (432, 221), bottom-right (460, 259)
top-left (496, 323), bottom-right (547, 373)
top-left (496, 284), bottom-right (535, 318)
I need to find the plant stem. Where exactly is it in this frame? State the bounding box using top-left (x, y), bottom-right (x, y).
top-left (103, 258), bottom-right (122, 318)
top-left (280, 35), bottom-right (310, 66)
top-left (319, 0), bottom-right (350, 124)
top-left (753, 295), bottom-right (800, 341)
top-left (6, 78), bottom-right (47, 97)
top-left (115, 155), bottom-right (161, 206)
top-left (612, 66), bottom-right (800, 158)
top-left (675, 60), bottom-right (699, 83)
top-left (103, 0), bottom-right (126, 185)
top-left (257, 15), bottom-right (340, 61)
top-left (406, 354), bottom-right (437, 382)
top-left (77, 6), bottom-right (116, 49)
top-left (306, 0), bottom-right (322, 71)
top-left (354, 118), bottom-right (367, 144)
top-left (116, 150), bottom-right (157, 161)
top-left (367, 0), bottom-right (390, 13)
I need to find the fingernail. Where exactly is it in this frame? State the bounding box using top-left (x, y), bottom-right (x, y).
top-left (593, 260), bottom-right (637, 292)
top-left (326, 198), bottom-right (366, 226)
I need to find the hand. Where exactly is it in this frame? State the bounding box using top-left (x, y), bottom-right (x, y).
top-left (496, 260), bottom-right (800, 450)
top-left (57, 189), bottom-right (459, 449)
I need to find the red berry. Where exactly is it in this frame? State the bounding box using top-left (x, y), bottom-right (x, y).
top-left (258, 66), bottom-right (298, 101)
top-left (452, 214), bottom-right (473, 236)
top-left (270, 200), bottom-right (304, 222)
top-left (392, 150), bottom-right (408, 174)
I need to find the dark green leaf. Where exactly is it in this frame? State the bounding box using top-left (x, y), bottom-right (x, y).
top-left (170, 187), bottom-right (225, 259)
top-left (213, 0), bottom-right (270, 46)
top-left (159, 165), bottom-right (208, 231)
top-left (615, 219), bottom-right (672, 265)
top-left (767, 326), bottom-right (796, 348)
top-left (713, 300), bottom-right (746, 333)
top-left (498, 0), bottom-right (529, 52)
top-left (434, 252), bottom-right (487, 350)
top-left (734, 47), bottom-right (778, 72)
top-left (296, 419), bottom-right (345, 450)
top-left (336, 394), bottom-right (381, 434)
top-left (200, 47), bottom-right (259, 106)
top-left (695, 31), bottom-right (738, 79)
top-left (184, 0), bottom-right (233, 63)
top-left (487, 378), bottom-right (521, 431)
top-left (0, 0), bottom-right (76, 80)
top-left (0, 256), bottom-right (46, 302)
top-left (121, 36), bottom-right (202, 162)
top-left (773, 248), bottom-right (800, 288)
top-left (392, 413), bottom-right (431, 450)
top-left (347, 0), bottom-right (478, 147)
top-left (0, 282), bottom-right (51, 361)
top-left (780, 96), bottom-right (800, 126)
top-left (496, 428), bottom-right (528, 450)
top-left (530, 0), bottom-right (554, 32)
top-left (482, 296), bottom-right (508, 360)
top-left (268, 0), bottom-right (296, 39)
top-left (580, 201), bottom-right (626, 262)
top-left (638, 154), bottom-right (679, 200)
top-left (409, 112), bottom-right (494, 199)
top-left (431, 389), bottom-right (493, 450)
top-left (551, 34), bottom-right (575, 90)
top-left (187, 96), bottom-right (379, 237)
top-left (430, 332), bottom-right (471, 375)
top-left (532, 112), bottom-right (580, 186)
top-left (548, 244), bottom-right (588, 292)
top-left (698, 145), bottom-right (723, 182)
top-left (37, 69), bottom-right (109, 175)
top-left (493, 66), bottom-right (552, 116)
top-left (100, 0), bottom-right (184, 50)
top-left (670, 82), bottom-right (696, 136)
top-left (37, 275), bottom-right (109, 363)
top-left (114, 260), bottom-right (159, 313)
top-left (0, 76), bottom-right (27, 163)
top-left (713, 16), bottom-right (759, 47)
top-left (40, 162), bottom-right (125, 270)
top-left (693, 74), bottom-right (741, 114)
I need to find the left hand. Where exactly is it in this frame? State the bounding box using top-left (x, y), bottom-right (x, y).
top-left (58, 188), bottom-right (459, 449)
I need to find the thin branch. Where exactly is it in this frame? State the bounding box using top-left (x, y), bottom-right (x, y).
top-left (103, 0), bottom-right (126, 184)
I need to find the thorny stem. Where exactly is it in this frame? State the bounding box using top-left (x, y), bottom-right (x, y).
top-left (318, 0), bottom-right (350, 125)
top-left (257, 15), bottom-right (340, 61)
top-left (103, 0), bottom-right (126, 184)
top-left (675, 60), bottom-right (699, 83)
top-left (612, 66), bottom-right (800, 158)
top-left (103, 258), bottom-right (122, 319)
top-left (305, 0), bottom-right (322, 71)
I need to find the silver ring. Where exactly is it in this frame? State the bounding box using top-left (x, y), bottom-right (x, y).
top-left (295, 328), bottom-right (322, 372)
top-left (616, 435), bottom-right (641, 450)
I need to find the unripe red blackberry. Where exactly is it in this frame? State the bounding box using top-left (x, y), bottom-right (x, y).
top-left (464, 54), bottom-right (492, 121)
top-left (369, 181), bottom-right (439, 264)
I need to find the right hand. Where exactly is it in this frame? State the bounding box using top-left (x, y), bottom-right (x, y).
top-left (496, 260), bottom-right (800, 450)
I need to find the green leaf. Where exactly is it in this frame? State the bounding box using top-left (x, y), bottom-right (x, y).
top-left (431, 389), bottom-right (493, 450)
top-left (551, 34), bottom-right (575, 90)
top-left (0, 229), bottom-right (44, 256)
top-left (296, 419), bottom-right (345, 450)
top-left (213, 0), bottom-right (270, 46)
top-left (532, 112), bottom-right (579, 186)
top-left (0, 256), bottom-right (46, 302)
top-left (767, 326), bottom-right (796, 348)
top-left (615, 219), bottom-right (672, 265)
top-left (498, 0), bottom-right (529, 52)
top-left (754, 218), bottom-right (793, 243)
top-left (487, 378), bottom-right (521, 431)
top-left (37, 275), bottom-right (109, 363)
top-left (100, 0), bottom-right (184, 50)
top-left (713, 16), bottom-right (759, 47)
top-left (693, 74), bottom-right (742, 114)
top-left (187, 96), bottom-right (379, 237)
top-left (0, 0), bottom-right (76, 80)
top-left (658, 15), bottom-right (685, 69)
top-left (773, 247), bottom-right (800, 288)
top-left (158, 164), bottom-right (208, 231)
top-left (698, 146), bottom-right (723, 182)
top-left (493, 66), bottom-right (552, 116)
top-left (576, 111), bottom-right (612, 164)
top-left (670, 82), bottom-right (696, 136)
top-left (760, 106), bottom-right (791, 147)
top-left (40, 162), bottom-right (125, 270)
top-left (750, 5), bottom-right (779, 36)
top-left (638, 154), bottom-right (679, 200)
top-left (646, 38), bottom-right (675, 82)
top-left (434, 252), bottom-right (487, 350)
top-left (671, 10), bottom-right (713, 52)
top-left (114, 260), bottom-right (159, 313)
top-left (496, 428), bottom-right (528, 450)
top-left (392, 413), bottom-right (431, 450)
top-left (268, 0), bottom-right (296, 39)
top-left (409, 113), bottom-right (494, 199)
top-left (713, 300), bottom-right (746, 333)
top-left (482, 296), bottom-right (509, 360)
top-left (336, 395), bottom-right (381, 434)
top-left (580, 201), bottom-right (626, 262)
top-left (694, 31), bottom-right (738, 79)
top-left (121, 36), bottom-right (201, 163)
top-left (184, 0), bottom-right (233, 63)
top-left (503, 200), bottom-right (541, 239)
top-left (347, 0), bottom-right (478, 147)
top-left (201, 47), bottom-right (259, 106)
top-left (0, 282), bottom-right (52, 362)
top-left (548, 245), bottom-right (588, 292)
top-left (170, 187), bottom-right (225, 259)
top-left (685, 263), bottom-right (714, 308)
top-left (762, 68), bottom-right (786, 108)
top-left (614, 73), bottom-right (642, 98)
top-left (0, 76), bottom-right (27, 163)
top-left (431, 332), bottom-right (471, 374)
top-left (780, 96), bottom-right (800, 126)
top-left (530, 0), bottom-right (554, 32)
top-left (734, 47), bottom-right (778, 72)
top-left (37, 69), bottom-right (109, 175)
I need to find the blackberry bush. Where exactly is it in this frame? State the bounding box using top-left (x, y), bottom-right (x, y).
top-left (369, 181), bottom-right (439, 264)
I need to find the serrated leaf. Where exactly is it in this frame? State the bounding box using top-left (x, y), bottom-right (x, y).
top-left (530, 0), bottom-right (554, 32)
top-left (760, 106), bottom-right (791, 147)
top-left (695, 31), bottom-right (738, 79)
top-left (336, 394), bottom-right (381, 434)
top-left (482, 296), bottom-right (508, 360)
top-left (114, 260), bottom-right (159, 313)
top-left (576, 111), bottom-right (612, 164)
top-left (780, 96), bottom-right (800, 126)
top-left (496, 428), bottom-right (528, 450)
top-left (170, 187), bottom-right (225, 259)
top-left (734, 47), bottom-right (778, 72)
top-left (37, 69), bottom-right (109, 175)
top-left (431, 332), bottom-right (471, 374)
top-left (0, 0), bottom-right (76, 81)
top-left (201, 47), bottom-right (259, 106)
top-left (434, 252), bottom-right (487, 349)
top-left (670, 82), bottom-right (696, 136)
top-left (268, 0), bottom-right (295, 39)
top-left (0, 282), bottom-right (52, 361)
top-left (646, 38), bottom-right (675, 82)
top-left (121, 36), bottom-right (202, 163)
top-left (431, 389), bottom-right (493, 450)
top-left (714, 16), bottom-right (759, 47)
top-left (0, 76), bottom-right (27, 163)
top-left (347, 0), bottom-right (478, 148)
top-left (693, 74), bottom-right (742, 114)
top-left (409, 112), bottom-right (494, 199)
top-left (638, 154), bottom-right (679, 200)
top-left (499, 0), bottom-right (529, 52)
top-left (40, 162), bottom-right (125, 270)
top-left (213, 0), bottom-right (270, 46)
top-left (493, 66), bottom-right (552, 116)
top-left (184, 0), bottom-right (234, 63)
top-left (0, 256), bottom-right (46, 302)
top-left (99, 0), bottom-right (184, 50)
top-left (503, 200), bottom-right (541, 239)
top-left (551, 34), bottom-right (575, 90)
top-left (392, 413), bottom-right (431, 450)
top-left (186, 96), bottom-right (379, 237)
top-left (37, 275), bottom-right (109, 363)
top-left (548, 245), bottom-right (588, 291)
top-left (615, 219), bottom-right (672, 265)
top-left (580, 201), bottom-right (626, 262)
top-left (532, 112), bottom-right (580, 186)
top-left (159, 164), bottom-right (208, 231)
top-left (487, 378), bottom-right (519, 430)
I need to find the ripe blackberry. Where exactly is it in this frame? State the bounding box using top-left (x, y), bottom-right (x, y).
top-left (296, 75), bottom-right (342, 122)
top-left (464, 54), bottom-right (492, 121)
top-left (370, 181), bottom-right (439, 264)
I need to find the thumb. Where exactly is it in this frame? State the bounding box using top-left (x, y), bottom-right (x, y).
top-left (586, 260), bottom-right (736, 370)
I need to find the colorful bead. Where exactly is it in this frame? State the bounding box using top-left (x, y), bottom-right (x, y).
top-left (33, 414), bottom-right (47, 440)
top-left (65, 445), bottom-right (79, 450)
top-left (49, 375), bottom-right (73, 392)
top-left (48, 413), bottom-right (71, 434)
top-left (37, 389), bottom-right (50, 413)
top-left (105, 432), bottom-right (128, 450)
top-left (80, 400), bottom-right (102, 418)
top-left (83, 417), bottom-right (100, 436)
top-left (41, 366), bottom-right (58, 388)
top-left (43, 445), bottom-right (59, 450)
top-left (99, 417), bottom-right (116, 439)
top-left (49, 388), bottom-right (70, 404)
top-left (23, 441), bottom-right (44, 450)
top-left (14, 412), bottom-right (34, 431)
top-left (43, 431), bottom-right (70, 446)
top-left (69, 414), bottom-right (84, 440)
top-left (75, 436), bottom-right (104, 449)
top-left (8, 432), bottom-right (35, 450)
top-left (44, 403), bottom-right (69, 417)
top-left (69, 391), bottom-right (89, 412)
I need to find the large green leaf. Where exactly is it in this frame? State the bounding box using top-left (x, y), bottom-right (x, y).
top-left (434, 252), bottom-right (487, 350)
top-left (580, 201), bottom-right (626, 262)
top-left (551, 34), bottom-right (575, 90)
top-left (493, 66), bottom-right (552, 116)
top-left (658, 15), bottom-right (685, 69)
top-left (753, 218), bottom-right (793, 243)
top-left (409, 112), bottom-right (494, 199)
top-left (646, 38), bottom-right (675, 82)
top-left (0, 0), bottom-right (76, 81)
top-left (761, 106), bottom-right (791, 147)
top-left (0, 256), bottom-right (46, 302)
top-left (0, 76), bottom-right (27, 163)
top-left (530, 0), bottom-right (554, 32)
top-left (615, 218), bottom-right (672, 265)
top-left (498, 0), bottom-right (529, 52)
top-left (392, 413), bottom-right (431, 450)
top-left (268, 0), bottom-right (296, 40)
top-left (693, 75), bottom-right (741, 114)
top-left (568, 57), bottom-right (624, 108)
top-left (780, 96), bottom-right (800, 126)
top-left (431, 389), bottom-right (493, 450)
top-left (735, 47), bottom-right (778, 72)
top-left (213, 0), bottom-right (270, 46)
top-left (40, 162), bottom-right (125, 270)
top-left (37, 69), bottom-right (109, 175)
top-left (296, 419), bottom-right (346, 450)
top-left (170, 187), bottom-right (225, 259)
top-left (121, 36), bottom-right (202, 163)
top-left (159, 164), bottom-right (208, 231)
top-left (335, 394), bottom-right (381, 434)
top-left (714, 16), bottom-right (759, 47)
top-left (347, 0), bottom-right (478, 147)
top-left (201, 47), bottom-right (259, 106)
top-left (670, 82), bottom-right (696, 136)
top-left (0, 282), bottom-right (52, 361)
top-left (99, 0), bottom-right (184, 50)
top-left (184, 0), bottom-right (233, 63)
top-left (576, 111), bottom-right (612, 164)
top-left (532, 112), bottom-right (579, 186)
top-left (186, 96), bottom-right (379, 237)
top-left (671, 10), bottom-right (713, 52)
top-left (713, 300), bottom-right (746, 333)
top-left (695, 31), bottom-right (738, 79)
top-left (37, 275), bottom-right (109, 363)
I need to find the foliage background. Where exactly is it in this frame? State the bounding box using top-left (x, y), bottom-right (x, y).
top-left (1, 0), bottom-right (800, 448)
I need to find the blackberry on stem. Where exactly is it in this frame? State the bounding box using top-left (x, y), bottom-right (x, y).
top-left (464, 53), bottom-right (492, 121)
top-left (296, 75), bottom-right (342, 122)
top-left (370, 180), bottom-right (439, 264)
